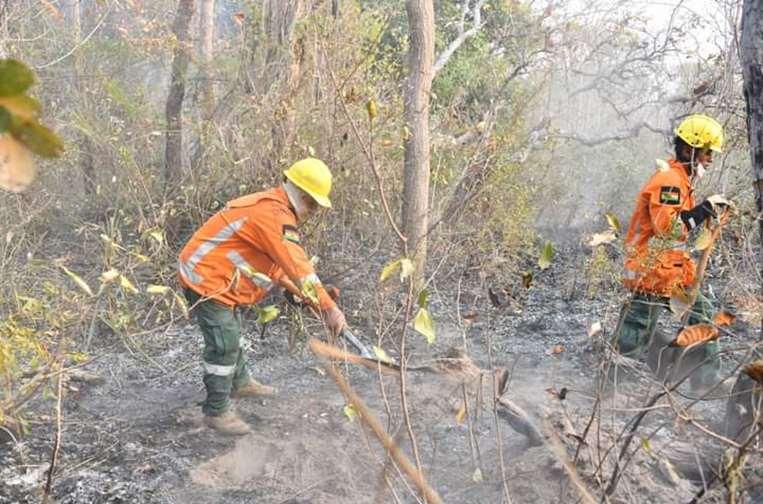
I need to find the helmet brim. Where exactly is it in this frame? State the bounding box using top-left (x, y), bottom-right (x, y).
top-left (309, 192), bottom-right (332, 208)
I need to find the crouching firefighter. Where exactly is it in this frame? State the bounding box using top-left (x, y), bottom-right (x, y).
top-left (613, 114), bottom-right (731, 390)
top-left (178, 158), bottom-right (347, 435)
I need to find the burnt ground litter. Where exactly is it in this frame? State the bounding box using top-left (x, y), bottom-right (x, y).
top-left (0, 245), bottom-right (759, 503)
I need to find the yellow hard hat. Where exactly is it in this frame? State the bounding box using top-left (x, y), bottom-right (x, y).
top-left (675, 114), bottom-right (724, 153)
top-left (283, 158), bottom-right (333, 208)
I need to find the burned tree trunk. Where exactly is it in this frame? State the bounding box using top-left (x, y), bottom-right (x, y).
top-left (402, 0), bottom-right (434, 281)
top-left (724, 0), bottom-right (763, 443)
top-left (164, 0), bottom-right (195, 190)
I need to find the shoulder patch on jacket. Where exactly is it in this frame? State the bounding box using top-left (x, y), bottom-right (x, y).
top-left (282, 224), bottom-right (300, 244)
top-left (659, 186), bottom-right (681, 205)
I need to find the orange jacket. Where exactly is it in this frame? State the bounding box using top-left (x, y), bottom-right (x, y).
top-left (622, 158), bottom-right (697, 296)
top-left (178, 186), bottom-right (337, 310)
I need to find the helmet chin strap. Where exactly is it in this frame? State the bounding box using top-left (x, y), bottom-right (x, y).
top-left (687, 148), bottom-right (706, 180)
top-left (283, 180), bottom-right (312, 223)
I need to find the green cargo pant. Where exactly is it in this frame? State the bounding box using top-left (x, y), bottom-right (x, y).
top-left (185, 289), bottom-right (252, 416)
top-left (613, 292), bottom-right (721, 390)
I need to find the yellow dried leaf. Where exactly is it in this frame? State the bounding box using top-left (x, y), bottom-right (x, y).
top-left (256, 305), bottom-right (280, 324)
top-left (146, 284), bottom-right (170, 295)
top-left (472, 468), bottom-right (484, 482)
top-left (343, 404), bottom-right (358, 421)
top-left (147, 228), bottom-right (164, 245)
top-left (372, 345), bottom-right (393, 364)
top-left (61, 266), bottom-right (94, 296)
top-left (400, 258), bottom-right (414, 281)
top-left (119, 274), bottom-right (139, 294)
top-left (694, 227), bottom-right (713, 251)
top-left (455, 404), bottom-right (466, 425)
top-left (173, 291), bottom-right (189, 318)
top-left (379, 259), bottom-right (401, 282)
top-left (413, 308), bottom-right (436, 344)
top-left (605, 212), bottom-right (621, 233)
top-left (366, 99), bottom-right (378, 121)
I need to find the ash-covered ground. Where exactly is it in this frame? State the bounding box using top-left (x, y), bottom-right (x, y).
top-left (1, 246), bottom-right (759, 503)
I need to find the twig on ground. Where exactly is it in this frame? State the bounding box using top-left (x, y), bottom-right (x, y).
top-left (41, 359), bottom-right (65, 504)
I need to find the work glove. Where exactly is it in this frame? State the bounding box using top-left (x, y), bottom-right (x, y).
top-left (707, 194), bottom-right (733, 213)
top-left (322, 306), bottom-right (346, 336)
top-left (680, 200), bottom-right (714, 230)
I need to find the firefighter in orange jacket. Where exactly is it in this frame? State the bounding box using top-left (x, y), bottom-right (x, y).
top-left (178, 158), bottom-right (346, 435)
top-left (614, 114), bottom-right (730, 389)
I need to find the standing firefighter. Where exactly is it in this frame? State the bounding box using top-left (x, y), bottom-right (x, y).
top-left (614, 114), bottom-right (730, 390)
top-left (178, 158), bottom-right (346, 435)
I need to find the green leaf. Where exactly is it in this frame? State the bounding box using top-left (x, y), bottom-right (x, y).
top-left (372, 345), bottom-right (393, 364)
top-left (0, 60), bottom-right (35, 96)
top-left (417, 288), bottom-right (428, 307)
top-left (61, 266), bottom-right (94, 296)
top-left (256, 305), bottom-right (280, 324)
top-left (605, 212), bottom-right (621, 233)
top-left (413, 307), bottom-right (436, 344)
top-left (0, 107), bottom-right (10, 133)
top-left (9, 119), bottom-right (64, 158)
top-left (0, 95), bottom-right (41, 121)
top-left (538, 241), bottom-right (554, 270)
top-left (379, 258), bottom-right (401, 282)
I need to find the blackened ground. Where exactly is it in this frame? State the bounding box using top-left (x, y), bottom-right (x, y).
top-left (1, 245), bottom-right (759, 503)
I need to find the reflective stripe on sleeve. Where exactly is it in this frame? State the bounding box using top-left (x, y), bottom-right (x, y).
top-left (203, 362), bottom-right (236, 376)
top-left (226, 251), bottom-right (273, 289)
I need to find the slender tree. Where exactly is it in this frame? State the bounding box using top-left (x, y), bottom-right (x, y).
top-left (262, 0), bottom-right (305, 169)
top-left (164, 0), bottom-right (195, 190)
top-left (401, 0), bottom-right (434, 280)
top-left (63, 0), bottom-right (96, 196)
top-left (193, 0), bottom-right (215, 172)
